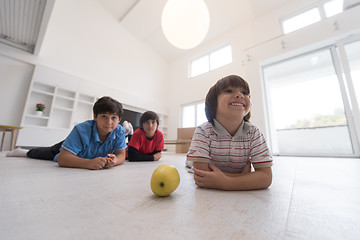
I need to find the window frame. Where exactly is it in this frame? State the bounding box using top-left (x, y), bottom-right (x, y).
top-left (280, 0), bottom-right (343, 34)
top-left (181, 100), bottom-right (206, 128)
top-left (189, 43), bottom-right (232, 78)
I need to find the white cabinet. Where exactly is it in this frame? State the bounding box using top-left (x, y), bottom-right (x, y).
top-left (16, 66), bottom-right (98, 147)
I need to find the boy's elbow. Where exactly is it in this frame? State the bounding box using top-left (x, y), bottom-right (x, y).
top-left (264, 170), bottom-right (272, 188)
top-left (257, 167), bottom-right (272, 189)
top-left (57, 151), bottom-right (68, 167)
top-left (263, 175), bottom-right (272, 189)
top-left (57, 156), bottom-right (65, 167)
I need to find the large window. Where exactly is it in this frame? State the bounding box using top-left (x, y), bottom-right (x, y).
top-left (263, 36), bottom-right (360, 157)
top-left (281, 0), bottom-right (344, 34)
top-left (182, 101), bottom-right (207, 128)
top-left (189, 44), bottom-right (232, 77)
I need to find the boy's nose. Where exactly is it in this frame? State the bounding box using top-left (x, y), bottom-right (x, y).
top-left (235, 92), bottom-right (243, 98)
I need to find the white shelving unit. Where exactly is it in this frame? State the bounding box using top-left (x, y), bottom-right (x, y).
top-left (16, 65), bottom-right (169, 147)
top-left (17, 66), bottom-right (98, 147)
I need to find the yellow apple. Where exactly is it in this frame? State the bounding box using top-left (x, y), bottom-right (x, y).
top-left (150, 164), bottom-right (180, 197)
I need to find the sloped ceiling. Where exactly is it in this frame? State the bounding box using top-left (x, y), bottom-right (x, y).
top-left (0, 0), bottom-right (47, 53)
top-left (3, 0), bottom-right (353, 60)
top-left (99, 0), bottom-right (292, 60)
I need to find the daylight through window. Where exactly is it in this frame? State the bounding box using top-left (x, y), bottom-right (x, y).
top-left (190, 44), bottom-right (232, 77)
top-left (281, 0), bottom-right (344, 34)
top-left (182, 101), bottom-right (207, 127)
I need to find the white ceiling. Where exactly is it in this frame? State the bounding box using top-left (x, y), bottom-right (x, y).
top-left (98, 0), bottom-right (293, 60)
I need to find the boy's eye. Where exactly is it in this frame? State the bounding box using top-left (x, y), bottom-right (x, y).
top-left (101, 115), bottom-right (107, 119)
top-left (242, 91), bottom-right (249, 95)
top-left (111, 116), bottom-right (118, 120)
top-left (224, 89), bottom-right (232, 93)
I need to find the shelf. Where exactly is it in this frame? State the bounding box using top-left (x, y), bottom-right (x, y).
top-left (55, 94), bottom-right (75, 101)
top-left (73, 101), bottom-right (93, 125)
top-left (57, 88), bottom-right (76, 99)
top-left (48, 108), bottom-right (72, 129)
top-left (32, 89), bottom-right (55, 96)
top-left (33, 82), bottom-right (55, 94)
top-left (24, 116), bottom-right (48, 127)
top-left (53, 106), bottom-right (73, 111)
top-left (54, 96), bottom-right (74, 110)
top-left (22, 124), bottom-right (49, 129)
top-left (25, 114), bottom-right (50, 119)
top-left (26, 91), bottom-right (53, 116)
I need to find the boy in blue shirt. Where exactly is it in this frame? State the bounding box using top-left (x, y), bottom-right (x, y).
top-left (56, 96), bottom-right (127, 170)
top-left (8, 96), bottom-right (127, 170)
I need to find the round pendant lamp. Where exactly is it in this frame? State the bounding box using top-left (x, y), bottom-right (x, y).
top-left (161, 0), bottom-right (210, 49)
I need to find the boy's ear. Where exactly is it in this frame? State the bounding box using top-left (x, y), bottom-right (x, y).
top-left (93, 113), bottom-right (97, 120)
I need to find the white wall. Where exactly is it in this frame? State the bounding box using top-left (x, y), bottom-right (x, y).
top-left (0, 55), bottom-right (34, 150)
top-left (166, 4), bottom-right (360, 141)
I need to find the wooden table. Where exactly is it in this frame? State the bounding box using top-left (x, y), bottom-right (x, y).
top-left (0, 124), bottom-right (23, 151)
top-left (164, 139), bottom-right (192, 145)
top-left (165, 139), bottom-right (192, 153)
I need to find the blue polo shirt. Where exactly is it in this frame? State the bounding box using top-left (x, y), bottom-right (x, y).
top-left (54, 120), bottom-right (126, 162)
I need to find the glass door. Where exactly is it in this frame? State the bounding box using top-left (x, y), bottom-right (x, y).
top-left (337, 35), bottom-right (360, 154)
top-left (263, 38), bottom-right (360, 157)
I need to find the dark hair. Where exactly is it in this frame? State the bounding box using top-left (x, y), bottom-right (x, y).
top-left (93, 96), bottom-right (123, 119)
top-left (205, 75), bottom-right (251, 125)
top-left (139, 111), bottom-right (160, 129)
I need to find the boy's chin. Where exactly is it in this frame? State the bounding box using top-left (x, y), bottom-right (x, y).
top-left (145, 130), bottom-right (156, 135)
top-left (103, 128), bottom-right (115, 133)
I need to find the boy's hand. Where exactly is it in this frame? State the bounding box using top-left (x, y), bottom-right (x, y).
top-left (193, 164), bottom-right (228, 190)
top-left (153, 152), bottom-right (162, 161)
top-left (88, 157), bottom-right (108, 170)
top-left (104, 154), bottom-right (117, 168)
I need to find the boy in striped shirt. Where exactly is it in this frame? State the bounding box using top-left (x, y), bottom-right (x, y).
top-left (186, 75), bottom-right (273, 190)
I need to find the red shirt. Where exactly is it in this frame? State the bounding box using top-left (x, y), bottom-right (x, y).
top-left (128, 129), bottom-right (164, 154)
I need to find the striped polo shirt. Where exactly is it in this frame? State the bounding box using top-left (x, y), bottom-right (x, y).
top-left (186, 119), bottom-right (273, 173)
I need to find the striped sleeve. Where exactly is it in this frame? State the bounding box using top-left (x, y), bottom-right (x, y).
top-left (249, 126), bottom-right (273, 169)
top-left (186, 124), bottom-right (211, 163)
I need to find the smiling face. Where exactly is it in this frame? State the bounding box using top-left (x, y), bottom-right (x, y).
top-left (142, 119), bottom-right (158, 138)
top-left (215, 86), bottom-right (251, 124)
top-left (94, 112), bottom-right (120, 139)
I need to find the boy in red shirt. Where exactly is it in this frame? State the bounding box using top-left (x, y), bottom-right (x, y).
top-left (127, 111), bottom-right (164, 161)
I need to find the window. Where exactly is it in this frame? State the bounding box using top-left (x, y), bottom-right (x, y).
top-left (190, 55), bottom-right (209, 77)
top-left (182, 101), bottom-right (207, 127)
top-left (262, 37), bottom-right (360, 157)
top-left (281, 0), bottom-right (344, 34)
top-left (190, 44), bottom-right (232, 77)
top-left (210, 44), bottom-right (232, 70)
top-left (324, 0), bottom-right (344, 17)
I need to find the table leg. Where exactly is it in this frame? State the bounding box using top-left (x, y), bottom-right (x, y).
top-left (1, 131), bottom-right (6, 151)
top-left (10, 129), bottom-right (15, 151)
